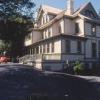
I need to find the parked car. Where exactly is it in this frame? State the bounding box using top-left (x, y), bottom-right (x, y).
top-left (0, 55), bottom-right (10, 63)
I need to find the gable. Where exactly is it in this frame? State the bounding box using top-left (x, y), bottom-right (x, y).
top-left (79, 2), bottom-right (99, 19)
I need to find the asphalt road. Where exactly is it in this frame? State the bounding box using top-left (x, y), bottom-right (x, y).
top-left (0, 63), bottom-right (100, 100)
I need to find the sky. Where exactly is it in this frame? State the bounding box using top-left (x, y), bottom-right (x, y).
top-left (33, 0), bottom-right (100, 13)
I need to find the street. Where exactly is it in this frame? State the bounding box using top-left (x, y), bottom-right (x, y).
top-left (0, 64), bottom-right (99, 100)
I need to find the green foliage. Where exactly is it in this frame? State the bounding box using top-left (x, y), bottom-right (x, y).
top-left (0, 0), bottom-right (35, 20)
top-left (73, 61), bottom-right (85, 75)
top-left (0, 40), bottom-right (11, 54)
top-left (0, 0), bottom-right (35, 57)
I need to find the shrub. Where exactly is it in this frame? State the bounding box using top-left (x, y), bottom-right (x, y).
top-left (73, 61), bottom-right (84, 75)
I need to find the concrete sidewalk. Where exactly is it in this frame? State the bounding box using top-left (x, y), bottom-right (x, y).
top-left (77, 75), bottom-right (100, 82)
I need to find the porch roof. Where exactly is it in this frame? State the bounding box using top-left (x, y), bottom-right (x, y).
top-left (27, 34), bottom-right (87, 47)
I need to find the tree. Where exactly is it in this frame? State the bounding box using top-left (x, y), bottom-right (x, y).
top-left (0, 0), bottom-right (35, 20)
top-left (98, 9), bottom-right (100, 17)
top-left (0, 0), bottom-right (35, 57)
top-left (0, 40), bottom-right (11, 55)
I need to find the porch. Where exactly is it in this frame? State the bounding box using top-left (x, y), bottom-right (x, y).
top-left (19, 54), bottom-right (62, 64)
top-left (19, 53), bottom-right (84, 64)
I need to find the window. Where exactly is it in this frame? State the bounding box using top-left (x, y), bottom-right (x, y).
top-left (48, 29), bottom-right (51, 38)
top-left (41, 18), bottom-right (43, 25)
top-left (47, 44), bottom-right (50, 53)
top-left (98, 41), bottom-right (100, 58)
top-left (43, 45), bottom-right (46, 53)
top-left (48, 28), bottom-right (52, 37)
top-left (43, 30), bottom-right (48, 39)
top-left (43, 17), bottom-right (45, 24)
top-left (36, 46), bottom-right (39, 54)
top-left (85, 10), bottom-right (90, 17)
top-left (58, 25), bottom-right (61, 33)
top-left (45, 30), bottom-right (48, 38)
top-left (43, 15), bottom-right (46, 23)
top-left (77, 41), bottom-right (82, 53)
top-left (42, 33), bottom-right (44, 39)
top-left (92, 62), bottom-right (97, 68)
top-left (98, 50), bottom-right (100, 58)
top-left (91, 24), bottom-right (96, 36)
top-left (30, 49), bottom-right (32, 54)
top-left (43, 30), bottom-right (46, 39)
top-left (66, 40), bottom-right (70, 53)
top-left (40, 45), bottom-right (42, 54)
top-left (31, 48), bottom-right (34, 54)
top-left (85, 10), bottom-right (95, 18)
top-left (75, 23), bottom-right (79, 34)
top-left (46, 15), bottom-right (49, 22)
top-left (51, 42), bottom-right (54, 53)
top-left (25, 34), bottom-right (31, 41)
top-left (92, 42), bottom-right (97, 58)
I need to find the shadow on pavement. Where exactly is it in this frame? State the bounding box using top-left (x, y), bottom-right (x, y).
top-left (0, 64), bottom-right (100, 100)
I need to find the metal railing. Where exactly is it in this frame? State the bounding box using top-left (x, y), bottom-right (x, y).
top-left (42, 54), bottom-right (61, 60)
top-left (19, 54), bottom-right (35, 63)
top-left (19, 54), bottom-right (61, 63)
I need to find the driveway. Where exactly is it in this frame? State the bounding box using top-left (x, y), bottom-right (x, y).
top-left (0, 64), bottom-right (99, 100)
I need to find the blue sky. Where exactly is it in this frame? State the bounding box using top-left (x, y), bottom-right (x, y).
top-left (33, 0), bottom-right (100, 13)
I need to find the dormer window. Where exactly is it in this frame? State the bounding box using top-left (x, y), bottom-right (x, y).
top-left (43, 15), bottom-right (46, 23)
top-left (48, 29), bottom-right (51, 37)
top-left (48, 28), bottom-right (52, 37)
top-left (42, 14), bottom-right (49, 24)
top-left (25, 34), bottom-right (31, 41)
top-left (91, 24), bottom-right (96, 36)
top-left (85, 10), bottom-right (95, 18)
top-left (46, 15), bottom-right (49, 22)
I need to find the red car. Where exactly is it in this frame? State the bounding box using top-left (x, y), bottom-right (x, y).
top-left (0, 55), bottom-right (10, 63)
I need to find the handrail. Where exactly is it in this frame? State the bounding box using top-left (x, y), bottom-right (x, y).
top-left (19, 54), bottom-right (61, 63)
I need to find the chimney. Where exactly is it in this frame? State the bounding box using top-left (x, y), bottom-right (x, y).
top-left (66, 0), bottom-right (74, 15)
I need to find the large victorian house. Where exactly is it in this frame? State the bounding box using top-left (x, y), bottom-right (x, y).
top-left (19, 0), bottom-right (100, 71)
